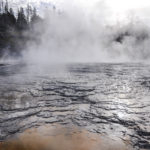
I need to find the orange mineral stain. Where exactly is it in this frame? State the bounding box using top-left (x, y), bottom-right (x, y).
top-left (0, 124), bottom-right (133, 150)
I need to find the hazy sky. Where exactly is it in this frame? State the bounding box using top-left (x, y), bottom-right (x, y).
top-left (52, 0), bottom-right (150, 23)
top-left (10, 0), bottom-right (150, 24)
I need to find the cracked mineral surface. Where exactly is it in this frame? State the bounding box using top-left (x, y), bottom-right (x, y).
top-left (0, 63), bottom-right (150, 150)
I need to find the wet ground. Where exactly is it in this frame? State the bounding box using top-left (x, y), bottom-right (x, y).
top-left (0, 63), bottom-right (150, 150)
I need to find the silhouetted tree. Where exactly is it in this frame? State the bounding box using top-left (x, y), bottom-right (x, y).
top-left (30, 7), bottom-right (41, 24)
top-left (26, 4), bottom-right (33, 23)
top-left (0, 0), bottom-right (4, 14)
top-left (16, 7), bottom-right (28, 30)
top-left (4, 0), bottom-right (8, 13)
top-left (0, 1), bottom-right (43, 57)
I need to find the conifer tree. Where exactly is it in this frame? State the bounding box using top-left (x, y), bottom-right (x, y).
top-left (17, 7), bottom-right (28, 30)
top-left (4, 0), bottom-right (8, 13)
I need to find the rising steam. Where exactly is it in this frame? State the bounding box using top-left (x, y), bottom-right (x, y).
top-left (19, 0), bottom-right (150, 64)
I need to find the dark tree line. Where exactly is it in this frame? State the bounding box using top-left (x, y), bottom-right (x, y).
top-left (0, 0), bottom-right (41, 57)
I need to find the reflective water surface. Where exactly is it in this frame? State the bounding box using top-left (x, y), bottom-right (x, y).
top-left (0, 63), bottom-right (150, 150)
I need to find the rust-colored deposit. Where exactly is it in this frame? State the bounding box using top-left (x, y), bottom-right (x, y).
top-left (0, 125), bottom-right (132, 150)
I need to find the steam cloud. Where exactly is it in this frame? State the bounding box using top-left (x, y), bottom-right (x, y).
top-left (14, 1), bottom-right (150, 64)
